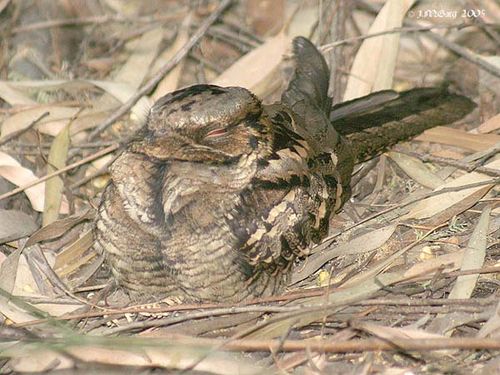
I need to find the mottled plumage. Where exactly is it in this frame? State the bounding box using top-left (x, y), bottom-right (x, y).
top-left (94, 37), bottom-right (474, 303)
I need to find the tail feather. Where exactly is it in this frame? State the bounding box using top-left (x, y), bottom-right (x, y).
top-left (331, 88), bottom-right (476, 163)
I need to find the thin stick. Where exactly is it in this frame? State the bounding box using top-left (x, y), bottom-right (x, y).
top-left (213, 336), bottom-right (500, 352)
top-left (0, 112), bottom-right (49, 146)
top-left (396, 150), bottom-right (500, 177)
top-left (0, 144), bottom-right (119, 202)
top-left (87, 0), bottom-right (233, 140)
top-left (320, 22), bottom-right (486, 52)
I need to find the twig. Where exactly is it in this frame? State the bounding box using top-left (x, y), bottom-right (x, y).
top-left (69, 154), bottom-right (118, 190)
top-left (0, 144), bottom-right (119, 202)
top-left (320, 23), bottom-right (485, 52)
top-left (102, 305), bottom-right (306, 335)
top-left (0, 112), bottom-right (49, 146)
top-left (210, 337), bottom-right (500, 352)
top-left (419, 26), bottom-right (500, 79)
top-left (87, 0), bottom-right (233, 141)
top-left (395, 150), bottom-right (500, 177)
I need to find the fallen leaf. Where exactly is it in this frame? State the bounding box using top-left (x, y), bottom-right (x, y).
top-left (0, 81), bottom-right (36, 105)
top-left (388, 151), bottom-right (445, 189)
top-left (43, 124), bottom-right (70, 226)
top-left (26, 210), bottom-right (94, 247)
top-left (478, 300), bottom-right (500, 338)
top-left (343, 0), bottom-right (416, 100)
top-left (0, 151), bottom-right (45, 212)
top-left (1, 106), bottom-right (78, 139)
top-left (292, 225), bottom-right (397, 284)
top-left (212, 32), bottom-right (292, 98)
top-left (54, 229), bottom-right (94, 276)
top-left (404, 250), bottom-right (463, 279)
top-left (448, 206), bottom-right (491, 299)
top-left (477, 113), bottom-right (500, 134)
top-left (0, 209), bottom-right (38, 243)
top-left (402, 159), bottom-right (500, 220)
top-left (415, 126), bottom-right (500, 152)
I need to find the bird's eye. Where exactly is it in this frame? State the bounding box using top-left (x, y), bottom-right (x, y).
top-left (205, 128), bottom-right (227, 138)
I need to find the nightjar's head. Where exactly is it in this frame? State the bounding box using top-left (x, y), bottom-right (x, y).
top-left (131, 85), bottom-right (272, 162)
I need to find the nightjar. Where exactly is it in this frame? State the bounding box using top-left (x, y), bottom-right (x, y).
top-left (94, 37), bottom-right (474, 303)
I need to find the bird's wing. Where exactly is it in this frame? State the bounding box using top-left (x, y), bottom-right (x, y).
top-left (231, 112), bottom-right (338, 272)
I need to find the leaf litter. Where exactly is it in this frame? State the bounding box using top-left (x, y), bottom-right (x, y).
top-left (0, 1), bottom-right (499, 374)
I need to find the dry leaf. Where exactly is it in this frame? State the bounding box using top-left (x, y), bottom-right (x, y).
top-left (7, 342), bottom-right (265, 375)
top-left (448, 206), bottom-right (491, 299)
top-left (212, 32), bottom-right (292, 97)
top-left (357, 321), bottom-right (449, 340)
top-left (248, 272), bottom-right (404, 339)
top-left (343, 0), bottom-right (417, 100)
top-left (292, 225), bottom-right (397, 284)
top-left (0, 209), bottom-right (38, 243)
top-left (0, 81), bottom-right (36, 105)
top-left (477, 113), bottom-right (500, 134)
top-left (54, 229), bottom-right (94, 276)
top-left (6, 348), bottom-right (73, 372)
top-left (0, 151), bottom-right (45, 212)
top-left (0, 247), bottom-right (22, 294)
top-left (415, 126), bottom-right (500, 152)
top-left (116, 28), bottom-right (163, 90)
top-left (388, 151), bottom-right (445, 189)
top-left (402, 159), bottom-right (500, 220)
top-left (478, 300), bottom-right (500, 338)
top-left (43, 124), bottom-right (70, 226)
top-left (26, 210), bottom-right (93, 247)
top-left (1, 106), bottom-right (78, 139)
top-left (424, 185), bottom-right (492, 226)
top-left (404, 250), bottom-right (463, 279)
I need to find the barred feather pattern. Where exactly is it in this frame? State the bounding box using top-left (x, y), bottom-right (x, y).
top-left (94, 37), bottom-right (474, 303)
